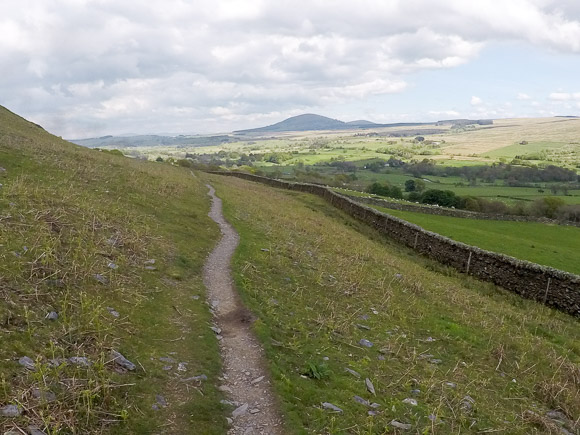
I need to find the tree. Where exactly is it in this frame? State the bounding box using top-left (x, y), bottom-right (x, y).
top-left (404, 179), bottom-right (416, 192)
top-left (155, 156), bottom-right (164, 162)
top-left (421, 189), bottom-right (461, 208)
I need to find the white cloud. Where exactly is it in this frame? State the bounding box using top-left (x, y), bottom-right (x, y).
top-left (517, 93), bottom-right (531, 100)
top-left (549, 92), bottom-right (580, 101)
top-left (471, 96), bottom-right (483, 106)
top-left (1, 0), bottom-right (580, 136)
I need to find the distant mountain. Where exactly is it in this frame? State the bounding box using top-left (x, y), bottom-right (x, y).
top-left (346, 120), bottom-right (378, 127)
top-left (235, 113), bottom-right (446, 133)
top-left (70, 134), bottom-right (233, 148)
top-left (236, 114), bottom-right (349, 133)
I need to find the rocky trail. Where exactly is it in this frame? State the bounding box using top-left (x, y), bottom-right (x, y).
top-left (204, 184), bottom-right (283, 435)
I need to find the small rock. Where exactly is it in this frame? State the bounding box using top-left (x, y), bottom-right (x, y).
top-left (402, 398), bottom-right (417, 406)
top-left (359, 314), bottom-right (369, 321)
top-left (226, 417), bottom-right (233, 425)
top-left (232, 403), bottom-right (248, 417)
top-left (218, 385), bottom-right (232, 393)
top-left (144, 259), bottom-right (156, 265)
top-left (107, 262), bottom-right (118, 269)
top-left (111, 350), bottom-right (136, 371)
top-left (394, 273), bottom-right (403, 279)
top-left (182, 374), bottom-right (207, 382)
top-left (249, 408), bottom-right (260, 414)
top-left (19, 356), bottom-right (36, 370)
top-left (370, 402), bottom-right (381, 408)
top-left (251, 376), bottom-right (265, 385)
top-left (356, 324), bottom-right (370, 330)
top-left (210, 326), bottom-right (222, 335)
top-left (27, 426), bottom-right (47, 435)
top-left (159, 357), bottom-right (176, 363)
top-left (410, 389), bottom-right (421, 396)
top-left (377, 355), bottom-right (385, 361)
top-left (144, 266), bottom-right (157, 271)
top-left (345, 368), bottom-right (361, 378)
top-left (0, 404), bottom-right (21, 417)
top-left (94, 274), bottom-right (108, 285)
top-left (155, 394), bottom-right (167, 407)
top-left (378, 348), bottom-right (391, 355)
top-left (359, 339), bottom-right (373, 348)
top-left (368, 410), bottom-right (379, 416)
top-left (177, 362), bottom-right (187, 372)
top-left (69, 356), bottom-right (91, 367)
top-left (546, 410), bottom-right (568, 422)
top-left (390, 420), bottom-right (411, 430)
top-left (162, 365), bottom-right (172, 371)
top-left (429, 359), bottom-right (442, 364)
top-left (260, 248), bottom-right (270, 252)
top-left (32, 388), bottom-right (56, 402)
top-left (428, 414), bottom-right (437, 421)
top-left (365, 378), bottom-right (376, 395)
top-left (460, 395), bottom-right (475, 413)
top-left (192, 295), bottom-right (200, 300)
top-left (353, 395), bottom-right (370, 406)
top-left (45, 311), bottom-right (58, 321)
top-left (444, 382), bottom-right (456, 389)
top-left (216, 335), bottom-right (223, 341)
top-left (322, 402), bottom-right (343, 413)
top-left (106, 307), bottom-right (120, 318)
top-left (371, 308), bottom-right (379, 315)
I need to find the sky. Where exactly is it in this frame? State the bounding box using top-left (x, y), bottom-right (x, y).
top-left (2, 0), bottom-right (580, 138)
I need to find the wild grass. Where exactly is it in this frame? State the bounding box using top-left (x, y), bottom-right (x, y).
top-left (207, 173), bottom-right (580, 434)
top-left (0, 106), bottom-right (226, 434)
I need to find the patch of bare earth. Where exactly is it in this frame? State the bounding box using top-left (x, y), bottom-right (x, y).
top-left (204, 185), bottom-right (283, 435)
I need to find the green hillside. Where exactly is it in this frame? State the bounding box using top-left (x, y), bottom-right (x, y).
top-left (206, 173), bottom-right (580, 434)
top-left (0, 106), bottom-right (226, 434)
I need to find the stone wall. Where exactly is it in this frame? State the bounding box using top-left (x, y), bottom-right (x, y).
top-left (211, 172), bottom-right (580, 316)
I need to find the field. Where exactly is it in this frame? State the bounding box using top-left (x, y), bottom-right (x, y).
top-left (368, 206), bottom-right (580, 275)
top-left (0, 107), bottom-right (227, 434)
top-left (206, 173), bottom-right (580, 434)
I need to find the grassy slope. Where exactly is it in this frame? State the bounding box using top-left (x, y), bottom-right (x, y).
top-left (0, 107), bottom-right (227, 434)
top-left (207, 173), bottom-right (580, 435)
top-left (369, 206), bottom-right (580, 275)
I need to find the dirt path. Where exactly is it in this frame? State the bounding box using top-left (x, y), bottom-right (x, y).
top-left (203, 184), bottom-right (284, 435)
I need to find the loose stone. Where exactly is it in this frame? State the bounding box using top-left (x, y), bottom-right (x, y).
top-left (111, 350), bottom-right (136, 371)
top-left (359, 339), bottom-right (373, 348)
top-left (390, 420), bottom-right (412, 430)
top-left (322, 402), bottom-right (343, 413)
top-left (0, 404), bottom-right (21, 417)
top-left (232, 403), bottom-right (249, 417)
top-left (19, 356), bottom-right (35, 370)
top-left (365, 378), bottom-right (376, 395)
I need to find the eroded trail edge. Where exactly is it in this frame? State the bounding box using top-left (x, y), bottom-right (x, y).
top-left (203, 184), bottom-right (283, 435)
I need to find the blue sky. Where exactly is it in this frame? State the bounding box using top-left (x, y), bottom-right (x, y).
top-left (1, 0), bottom-right (580, 137)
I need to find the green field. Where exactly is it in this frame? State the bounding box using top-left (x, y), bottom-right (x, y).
top-left (370, 206), bottom-right (580, 275)
top-left (208, 174), bottom-right (580, 434)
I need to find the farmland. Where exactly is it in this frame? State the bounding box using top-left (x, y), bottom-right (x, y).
top-left (368, 205), bottom-right (580, 275)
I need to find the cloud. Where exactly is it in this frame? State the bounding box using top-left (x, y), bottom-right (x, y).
top-left (517, 93), bottom-right (532, 100)
top-left (471, 96), bottom-right (483, 106)
top-left (549, 92), bottom-right (580, 101)
top-left (2, 0), bottom-right (580, 136)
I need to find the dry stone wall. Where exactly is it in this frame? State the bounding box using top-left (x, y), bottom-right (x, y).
top-left (211, 172), bottom-right (580, 316)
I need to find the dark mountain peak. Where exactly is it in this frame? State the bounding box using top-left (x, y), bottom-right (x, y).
top-left (235, 114), bottom-right (347, 133)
